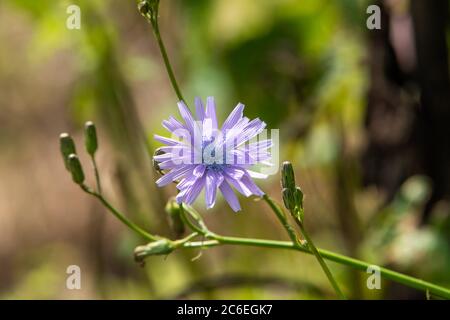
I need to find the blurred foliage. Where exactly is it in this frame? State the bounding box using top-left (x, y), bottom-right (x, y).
top-left (0, 0), bottom-right (448, 300)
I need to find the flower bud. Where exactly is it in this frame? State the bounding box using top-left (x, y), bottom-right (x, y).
top-left (84, 121), bottom-right (98, 156)
top-left (165, 198), bottom-right (185, 237)
top-left (281, 161), bottom-right (296, 190)
top-left (294, 187), bottom-right (304, 209)
top-left (138, 1), bottom-right (150, 16)
top-left (134, 239), bottom-right (175, 264)
top-left (138, 0), bottom-right (160, 21)
top-left (67, 154), bottom-right (85, 184)
top-left (59, 133), bottom-right (77, 170)
top-left (282, 188), bottom-right (295, 212)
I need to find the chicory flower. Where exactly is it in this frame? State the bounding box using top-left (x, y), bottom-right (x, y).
top-left (153, 97), bottom-right (272, 211)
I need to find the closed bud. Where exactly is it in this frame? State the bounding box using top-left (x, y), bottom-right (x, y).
top-left (282, 188), bottom-right (295, 212)
top-left (138, 0), bottom-right (160, 21)
top-left (165, 198), bottom-right (185, 237)
top-left (281, 161), bottom-right (296, 190)
top-left (68, 154), bottom-right (85, 184)
top-left (84, 121), bottom-right (98, 156)
top-left (294, 187), bottom-right (304, 210)
top-left (59, 133), bottom-right (77, 170)
top-left (134, 239), bottom-right (175, 264)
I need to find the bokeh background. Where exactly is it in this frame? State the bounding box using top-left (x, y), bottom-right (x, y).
top-left (0, 0), bottom-right (449, 299)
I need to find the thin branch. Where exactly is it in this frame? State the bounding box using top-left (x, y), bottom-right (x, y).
top-left (80, 184), bottom-right (158, 242)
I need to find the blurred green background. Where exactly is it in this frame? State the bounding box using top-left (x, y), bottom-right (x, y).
top-left (0, 0), bottom-right (449, 299)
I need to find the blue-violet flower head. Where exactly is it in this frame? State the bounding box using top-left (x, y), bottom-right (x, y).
top-left (153, 97), bottom-right (272, 212)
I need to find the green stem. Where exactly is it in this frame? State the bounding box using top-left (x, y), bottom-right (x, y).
top-left (90, 155), bottom-right (102, 194)
top-left (80, 184), bottom-right (157, 242)
top-left (296, 219), bottom-right (346, 299)
top-left (150, 13), bottom-right (185, 103)
top-left (173, 232), bottom-right (199, 247)
top-left (182, 236), bottom-right (450, 299)
top-left (179, 204), bottom-right (206, 235)
top-left (262, 195), bottom-right (303, 247)
top-left (263, 194), bottom-right (345, 299)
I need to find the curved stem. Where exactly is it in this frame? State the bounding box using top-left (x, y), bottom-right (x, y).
top-left (80, 184), bottom-right (157, 242)
top-left (182, 235), bottom-right (450, 299)
top-left (179, 204), bottom-right (206, 235)
top-left (150, 14), bottom-right (185, 103)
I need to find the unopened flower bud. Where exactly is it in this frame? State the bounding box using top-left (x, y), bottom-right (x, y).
top-left (67, 154), bottom-right (85, 184)
top-left (165, 198), bottom-right (185, 237)
top-left (84, 121), bottom-right (98, 156)
top-left (138, 0), bottom-right (159, 21)
top-left (294, 187), bottom-right (304, 209)
top-left (281, 161), bottom-right (296, 190)
top-left (134, 239), bottom-right (175, 264)
top-left (59, 133), bottom-right (77, 170)
top-left (282, 188), bottom-right (295, 212)
top-left (138, 1), bottom-right (149, 15)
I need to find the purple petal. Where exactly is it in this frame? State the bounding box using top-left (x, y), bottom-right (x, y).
top-left (202, 118), bottom-right (214, 141)
top-left (177, 101), bottom-right (196, 135)
top-left (183, 176), bottom-right (206, 204)
top-left (215, 171), bottom-right (224, 186)
top-left (193, 164), bottom-right (206, 177)
top-left (205, 171), bottom-right (218, 208)
top-left (241, 173), bottom-right (264, 196)
top-left (156, 165), bottom-right (193, 186)
top-left (222, 117), bottom-right (250, 147)
top-left (222, 103), bottom-right (244, 131)
top-left (224, 175), bottom-right (252, 197)
top-left (154, 134), bottom-right (182, 146)
top-left (223, 166), bottom-right (246, 180)
top-left (162, 116), bottom-right (185, 133)
top-left (219, 181), bottom-right (241, 212)
top-left (158, 156), bottom-right (192, 169)
top-left (205, 96), bottom-right (218, 129)
top-left (195, 97), bottom-right (205, 121)
top-left (236, 119), bottom-right (266, 146)
top-left (177, 175), bottom-right (196, 190)
top-left (153, 152), bottom-right (174, 162)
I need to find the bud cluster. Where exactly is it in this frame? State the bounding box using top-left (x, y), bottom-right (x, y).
top-left (281, 161), bottom-right (304, 222)
top-left (59, 121), bottom-right (99, 185)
